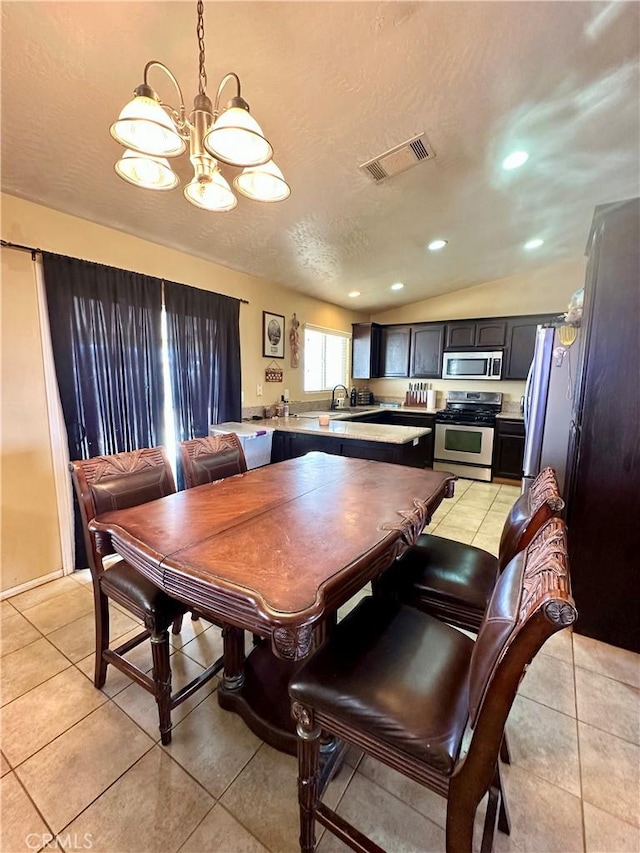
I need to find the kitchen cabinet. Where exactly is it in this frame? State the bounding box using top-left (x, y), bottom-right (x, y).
top-left (503, 315), bottom-right (557, 380)
top-left (271, 428), bottom-right (431, 468)
top-left (348, 410), bottom-right (435, 466)
top-left (445, 320), bottom-right (506, 350)
top-left (492, 418), bottom-right (525, 480)
top-left (379, 323), bottom-right (444, 379)
top-left (271, 431), bottom-right (339, 462)
top-left (380, 326), bottom-right (411, 377)
top-left (410, 324), bottom-right (444, 378)
top-left (351, 323), bottom-right (381, 379)
top-left (358, 313), bottom-right (557, 382)
top-left (564, 198), bottom-right (639, 652)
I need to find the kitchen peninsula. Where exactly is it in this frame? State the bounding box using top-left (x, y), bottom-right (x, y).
top-left (258, 407), bottom-right (436, 468)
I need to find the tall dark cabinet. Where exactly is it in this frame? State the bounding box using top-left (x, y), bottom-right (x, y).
top-left (565, 198), bottom-right (639, 653)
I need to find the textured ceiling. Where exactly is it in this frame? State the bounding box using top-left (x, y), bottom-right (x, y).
top-left (2, 2), bottom-right (639, 311)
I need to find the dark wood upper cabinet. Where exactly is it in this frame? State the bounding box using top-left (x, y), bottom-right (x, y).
top-left (445, 320), bottom-right (506, 349)
top-left (351, 323), bottom-right (381, 379)
top-left (503, 314), bottom-right (557, 380)
top-left (380, 326), bottom-right (411, 377)
top-left (476, 321), bottom-right (506, 348)
top-left (410, 324), bottom-right (444, 378)
top-left (363, 313), bottom-right (557, 382)
top-left (445, 322), bottom-right (476, 349)
top-left (503, 320), bottom-right (537, 380)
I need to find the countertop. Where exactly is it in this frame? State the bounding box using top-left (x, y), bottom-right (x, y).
top-left (249, 415), bottom-right (432, 445)
top-left (280, 405), bottom-right (440, 419)
top-left (496, 412), bottom-right (525, 421)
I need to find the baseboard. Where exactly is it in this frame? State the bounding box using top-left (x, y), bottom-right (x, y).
top-left (492, 477), bottom-right (522, 486)
top-left (0, 569), bottom-right (65, 600)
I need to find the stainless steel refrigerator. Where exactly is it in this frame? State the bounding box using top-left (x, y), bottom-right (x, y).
top-left (522, 326), bottom-right (576, 495)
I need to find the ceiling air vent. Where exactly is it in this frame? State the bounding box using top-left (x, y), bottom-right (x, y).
top-left (359, 133), bottom-right (435, 183)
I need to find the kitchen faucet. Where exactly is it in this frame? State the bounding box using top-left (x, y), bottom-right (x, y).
top-left (330, 385), bottom-right (349, 409)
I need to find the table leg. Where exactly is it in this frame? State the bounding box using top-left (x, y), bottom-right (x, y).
top-left (217, 617), bottom-right (342, 757)
top-left (218, 641), bottom-right (301, 754)
top-left (221, 626), bottom-right (246, 691)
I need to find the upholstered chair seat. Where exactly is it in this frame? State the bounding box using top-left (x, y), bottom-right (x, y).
top-left (70, 446), bottom-right (223, 745)
top-left (380, 467), bottom-right (564, 631)
top-left (291, 598), bottom-right (473, 775)
top-left (98, 559), bottom-right (186, 632)
top-left (289, 518), bottom-right (577, 853)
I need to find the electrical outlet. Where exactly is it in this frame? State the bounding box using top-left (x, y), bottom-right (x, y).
top-left (256, 383), bottom-right (263, 397)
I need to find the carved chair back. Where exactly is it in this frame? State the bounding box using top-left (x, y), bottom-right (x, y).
top-left (69, 446), bottom-right (176, 578)
top-left (497, 467), bottom-right (565, 572)
top-left (457, 517), bottom-right (576, 799)
top-left (178, 434), bottom-right (247, 489)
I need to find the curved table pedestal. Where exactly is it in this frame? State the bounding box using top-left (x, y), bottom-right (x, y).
top-left (219, 642), bottom-right (301, 755)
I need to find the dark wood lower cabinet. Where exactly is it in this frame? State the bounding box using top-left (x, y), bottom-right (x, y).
top-left (271, 429), bottom-right (431, 468)
top-left (493, 419), bottom-right (525, 480)
top-left (347, 411), bottom-right (435, 466)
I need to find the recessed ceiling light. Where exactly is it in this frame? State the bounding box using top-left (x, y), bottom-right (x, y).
top-left (524, 238), bottom-right (544, 250)
top-left (390, 282), bottom-right (404, 291)
top-left (348, 290), bottom-right (361, 298)
top-left (502, 150), bottom-right (529, 170)
top-left (427, 239), bottom-right (448, 251)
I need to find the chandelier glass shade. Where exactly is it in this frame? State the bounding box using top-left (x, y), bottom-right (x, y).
top-left (109, 1), bottom-right (288, 210)
top-left (115, 149), bottom-right (180, 190)
top-left (234, 160), bottom-right (291, 202)
top-left (204, 104), bottom-right (272, 167)
top-left (110, 94), bottom-right (186, 158)
top-left (184, 169), bottom-right (237, 211)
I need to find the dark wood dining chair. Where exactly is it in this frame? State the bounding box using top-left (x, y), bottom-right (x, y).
top-left (378, 467), bottom-right (565, 632)
top-left (70, 446), bottom-right (223, 745)
top-left (178, 433), bottom-right (247, 489)
top-left (289, 517), bottom-right (577, 853)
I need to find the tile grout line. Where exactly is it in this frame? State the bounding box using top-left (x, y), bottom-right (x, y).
top-left (46, 737), bottom-right (162, 842)
top-left (163, 735), bottom-right (267, 848)
top-left (8, 764), bottom-right (58, 848)
top-left (572, 631), bottom-right (589, 853)
top-left (348, 760), bottom-right (448, 836)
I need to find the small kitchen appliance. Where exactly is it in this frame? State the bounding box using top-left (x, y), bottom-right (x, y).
top-left (433, 390), bottom-right (502, 481)
top-left (441, 350), bottom-right (503, 381)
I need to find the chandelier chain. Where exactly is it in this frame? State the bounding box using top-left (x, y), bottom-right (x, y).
top-left (196, 0), bottom-right (207, 95)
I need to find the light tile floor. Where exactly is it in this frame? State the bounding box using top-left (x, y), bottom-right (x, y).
top-left (1, 479), bottom-right (639, 852)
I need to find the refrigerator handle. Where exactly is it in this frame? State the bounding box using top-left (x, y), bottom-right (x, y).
top-left (524, 359), bottom-right (534, 431)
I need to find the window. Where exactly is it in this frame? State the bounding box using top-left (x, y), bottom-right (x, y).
top-left (304, 325), bottom-right (351, 392)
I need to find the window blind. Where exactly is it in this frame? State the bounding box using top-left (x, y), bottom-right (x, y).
top-left (304, 325), bottom-right (351, 392)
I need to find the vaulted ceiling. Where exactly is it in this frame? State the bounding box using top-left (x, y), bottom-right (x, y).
top-left (2, 2), bottom-right (638, 311)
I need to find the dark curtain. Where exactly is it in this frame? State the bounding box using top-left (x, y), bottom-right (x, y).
top-left (43, 253), bottom-right (165, 567)
top-left (164, 280), bottom-right (241, 442)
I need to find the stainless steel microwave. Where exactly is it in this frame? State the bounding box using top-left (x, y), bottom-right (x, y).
top-left (441, 350), bottom-right (503, 381)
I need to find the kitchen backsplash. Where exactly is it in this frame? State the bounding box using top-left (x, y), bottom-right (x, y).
top-left (241, 392), bottom-right (524, 420)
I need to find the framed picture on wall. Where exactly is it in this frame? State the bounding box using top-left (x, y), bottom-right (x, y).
top-left (263, 311), bottom-right (285, 359)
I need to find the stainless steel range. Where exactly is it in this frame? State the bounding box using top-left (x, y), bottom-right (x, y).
top-left (433, 390), bottom-right (502, 482)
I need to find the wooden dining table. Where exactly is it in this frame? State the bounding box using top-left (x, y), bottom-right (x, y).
top-left (90, 452), bottom-right (455, 753)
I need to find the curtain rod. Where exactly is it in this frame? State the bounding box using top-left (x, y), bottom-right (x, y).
top-left (0, 239), bottom-right (250, 305)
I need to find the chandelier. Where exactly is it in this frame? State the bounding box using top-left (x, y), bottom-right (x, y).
top-left (109, 0), bottom-right (290, 211)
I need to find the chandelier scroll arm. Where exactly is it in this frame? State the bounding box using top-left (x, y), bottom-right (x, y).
top-left (214, 72), bottom-right (242, 117)
top-left (140, 60), bottom-right (189, 133)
